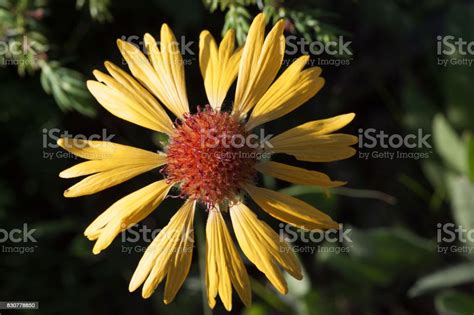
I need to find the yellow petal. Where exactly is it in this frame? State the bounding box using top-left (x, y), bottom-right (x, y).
top-left (254, 161), bottom-right (345, 187)
top-left (163, 202), bottom-right (195, 303)
top-left (270, 133), bottom-right (358, 162)
top-left (159, 25), bottom-right (189, 115)
top-left (199, 29), bottom-right (242, 110)
top-left (246, 57), bottom-right (324, 130)
top-left (267, 114), bottom-right (357, 162)
top-left (57, 139), bottom-right (166, 197)
top-left (85, 180), bottom-right (172, 254)
top-left (62, 164), bottom-right (163, 198)
top-left (88, 62), bottom-right (174, 134)
top-left (199, 30), bottom-right (218, 108)
top-left (118, 32), bottom-right (189, 118)
top-left (232, 14), bottom-right (285, 119)
top-left (244, 184), bottom-right (339, 230)
top-left (57, 138), bottom-right (121, 160)
top-left (128, 200), bottom-right (195, 301)
top-left (230, 202), bottom-right (303, 294)
top-left (206, 209), bottom-right (251, 311)
top-left (59, 153), bottom-right (164, 178)
top-left (270, 113), bottom-right (356, 142)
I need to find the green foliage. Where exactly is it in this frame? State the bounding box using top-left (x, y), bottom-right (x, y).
top-left (319, 228), bottom-right (438, 286)
top-left (467, 137), bottom-right (474, 181)
top-left (76, 0), bottom-right (112, 22)
top-left (203, 0), bottom-right (348, 48)
top-left (39, 60), bottom-right (96, 117)
top-left (435, 290), bottom-right (474, 315)
top-left (1, 1), bottom-right (474, 314)
top-left (0, 0), bottom-right (49, 75)
top-left (446, 175), bottom-right (474, 252)
top-left (409, 263), bottom-right (474, 297)
top-left (0, 0), bottom-right (98, 116)
top-left (433, 114), bottom-right (468, 175)
top-left (222, 3), bottom-right (251, 45)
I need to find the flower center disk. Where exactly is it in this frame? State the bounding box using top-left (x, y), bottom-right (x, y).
top-left (165, 107), bottom-right (257, 207)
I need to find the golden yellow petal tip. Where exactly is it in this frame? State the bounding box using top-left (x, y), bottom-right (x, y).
top-left (91, 70), bottom-right (102, 80)
top-left (143, 33), bottom-right (154, 42)
top-left (274, 18), bottom-right (285, 29)
top-left (333, 180), bottom-right (348, 187)
top-left (255, 12), bottom-right (265, 20)
top-left (161, 23), bottom-right (170, 32)
top-left (200, 29), bottom-right (211, 38)
top-left (86, 80), bottom-right (96, 91)
top-left (141, 290), bottom-right (152, 299)
top-left (92, 246), bottom-right (101, 255)
top-left (294, 273), bottom-right (304, 281)
top-left (128, 282), bottom-right (138, 293)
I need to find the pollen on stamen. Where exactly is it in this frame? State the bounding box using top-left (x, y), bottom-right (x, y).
top-left (164, 106), bottom-right (258, 208)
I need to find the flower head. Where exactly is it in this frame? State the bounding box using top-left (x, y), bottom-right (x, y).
top-left (164, 106), bottom-right (257, 207)
top-left (58, 13), bottom-right (357, 311)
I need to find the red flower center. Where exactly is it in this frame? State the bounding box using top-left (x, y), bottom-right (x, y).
top-left (164, 107), bottom-right (258, 207)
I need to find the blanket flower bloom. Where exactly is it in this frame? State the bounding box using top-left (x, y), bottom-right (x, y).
top-left (58, 13), bottom-right (357, 311)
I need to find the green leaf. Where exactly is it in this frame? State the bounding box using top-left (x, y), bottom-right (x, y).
top-left (39, 61), bottom-right (96, 117)
top-left (347, 228), bottom-right (437, 272)
top-left (318, 243), bottom-right (392, 286)
top-left (242, 304), bottom-right (269, 315)
top-left (421, 161), bottom-right (446, 197)
top-left (408, 263), bottom-right (474, 297)
top-left (467, 136), bottom-right (474, 181)
top-left (433, 114), bottom-right (468, 175)
top-left (446, 174), bottom-right (474, 252)
top-left (152, 132), bottom-right (170, 149)
top-left (319, 228), bottom-right (437, 288)
top-left (76, 0), bottom-right (112, 22)
top-left (435, 290), bottom-right (474, 315)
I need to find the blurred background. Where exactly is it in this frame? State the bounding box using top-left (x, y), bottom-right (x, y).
top-left (1, 0), bottom-right (474, 314)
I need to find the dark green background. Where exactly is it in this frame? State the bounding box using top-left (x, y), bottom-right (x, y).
top-left (1, 0), bottom-right (474, 314)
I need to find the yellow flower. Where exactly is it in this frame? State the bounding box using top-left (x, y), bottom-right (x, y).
top-left (58, 13), bottom-right (357, 311)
